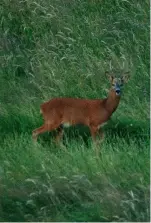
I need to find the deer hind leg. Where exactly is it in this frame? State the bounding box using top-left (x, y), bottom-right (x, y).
top-left (32, 122), bottom-right (61, 141)
top-left (32, 125), bottom-right (47, 141)
top-left (55, 126), bottom-right (64, 143)
top-left (55, 126), bottom-right (68, 152)
top-left (89, 125), bottom-right (103, 156)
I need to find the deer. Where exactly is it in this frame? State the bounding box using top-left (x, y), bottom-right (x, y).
top-left (32, 71), bottom-right (130, 147)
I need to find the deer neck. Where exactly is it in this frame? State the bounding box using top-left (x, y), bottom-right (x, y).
top-left (105, 89), bottom-right (121, 114)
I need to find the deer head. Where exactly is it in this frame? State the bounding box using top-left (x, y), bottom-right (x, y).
top-left (105, 71), bottom-right (130, 96)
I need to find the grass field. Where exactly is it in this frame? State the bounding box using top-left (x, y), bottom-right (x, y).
top-left (0, 0), bottom-right (150, 221)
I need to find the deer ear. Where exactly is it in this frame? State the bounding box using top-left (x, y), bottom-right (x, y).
top-left (105, 71), bottom-right (113, 82)
top-left (122, 71), bottom-right (130, 83)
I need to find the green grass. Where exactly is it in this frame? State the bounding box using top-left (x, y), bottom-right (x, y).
top-left (0, 0), bottom-right (150, 221)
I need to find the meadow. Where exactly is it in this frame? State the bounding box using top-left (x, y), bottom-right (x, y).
top-left (0, 0), bottom-right (150, 221)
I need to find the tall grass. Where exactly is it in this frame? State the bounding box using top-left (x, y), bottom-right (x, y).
top-left (0, 0), bottom-right (150, 221)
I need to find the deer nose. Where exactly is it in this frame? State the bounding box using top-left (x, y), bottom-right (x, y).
top-left (116, 89), bottom-right (120, 95)
top-left (115, 84), bottom-right (120, 95)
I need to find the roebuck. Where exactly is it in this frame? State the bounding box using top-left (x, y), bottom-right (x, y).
top-left (32, 71), bottom-right (130, 143)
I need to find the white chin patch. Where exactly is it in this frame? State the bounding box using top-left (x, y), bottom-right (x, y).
top-left (116, 92), bottom-right (120, 95)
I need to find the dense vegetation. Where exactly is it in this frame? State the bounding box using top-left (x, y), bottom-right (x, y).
top-left (0, 0), bottom-right (150, 221)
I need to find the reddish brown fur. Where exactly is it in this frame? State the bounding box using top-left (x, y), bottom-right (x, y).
top-left (32, 73), bottom-right (129, 143)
